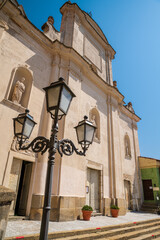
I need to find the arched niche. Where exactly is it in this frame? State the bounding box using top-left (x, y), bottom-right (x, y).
top-left (124, 134), bottom-right (131, 158)
top-left (8, 66), bottom-right (33, 108)
top-left (89, 108), bottom-right (100, 142)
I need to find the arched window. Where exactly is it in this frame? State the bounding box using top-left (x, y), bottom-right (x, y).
top-left (8, 66), bottom-right (33, 108)
top-left (89, 108), bottom-right (100, 142)
top-left (124, 134), bottom-right (131, 158)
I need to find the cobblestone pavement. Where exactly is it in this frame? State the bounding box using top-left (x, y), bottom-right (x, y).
top-left (5, 212), bottom-right (160, 238)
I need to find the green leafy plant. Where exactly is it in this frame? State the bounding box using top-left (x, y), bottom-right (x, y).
top-left (110, 204), bottom-right (119, 210)
top-left (82, 205), bottom-right (93, 211)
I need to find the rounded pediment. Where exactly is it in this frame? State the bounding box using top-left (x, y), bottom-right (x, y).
top-left (83, 11), bottom-right (108, 44)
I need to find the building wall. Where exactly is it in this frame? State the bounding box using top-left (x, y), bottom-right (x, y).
top-left (0, 1), bottom-right (141, 221)
top-left (141, 167), bottom-right (160, 202)
top-left (0, 5), bottom-right (54, 216)
top-left (139, 157), bottom-right (160, 204)
top-left (59, 71), bottom-right (109, 197)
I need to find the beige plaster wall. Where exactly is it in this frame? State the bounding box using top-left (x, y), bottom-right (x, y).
top-left (0, 17), bottom-right (52, 190)
top-left (118, 111), bottom-right (140, 200)
top-left (59, 69), bottom-right (109, 197)
top-left (0, 1), bottom-right (142, 218)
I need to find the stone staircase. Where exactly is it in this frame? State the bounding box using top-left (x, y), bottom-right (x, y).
top-left (5, 218), bottom-right (160, 240)
top-left (91, 212), bottom-right (102, 217)
top-left (8, 215), bottom-right (29, 221)
top-left (140, 202), bottom-right (158, 214)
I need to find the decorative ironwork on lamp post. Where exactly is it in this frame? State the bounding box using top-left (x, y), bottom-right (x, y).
top-left (13, 77), bottom-right (96, 240)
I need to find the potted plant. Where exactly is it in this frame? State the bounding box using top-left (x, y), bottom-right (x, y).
top-left (82, 205), bottom-right (93, 220)
top-left (110, 204), bottom-right (119, 218)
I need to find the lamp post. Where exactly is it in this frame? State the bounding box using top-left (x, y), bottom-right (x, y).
top-left (13, 78), bottom-right (96, 240)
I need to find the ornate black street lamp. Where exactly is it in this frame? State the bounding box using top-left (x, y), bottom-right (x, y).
top-left (13, 77), bottom-right (96, 240)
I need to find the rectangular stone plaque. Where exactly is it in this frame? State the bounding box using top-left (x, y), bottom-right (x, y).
top-left (84, 36), bottom-right (101, 70)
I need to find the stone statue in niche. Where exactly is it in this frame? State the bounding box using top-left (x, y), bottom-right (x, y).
top-left (11, 77), bottom-right (25, 104)
top-left (91, 114), bottom-right (98, 139)
top-left (125, 137), bottom-right (131, 157)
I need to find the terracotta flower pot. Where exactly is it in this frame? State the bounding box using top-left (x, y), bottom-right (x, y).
top-left (82, 210), bottom-right (92, 220)
top-left (111, 209), bottom-right (119, 217)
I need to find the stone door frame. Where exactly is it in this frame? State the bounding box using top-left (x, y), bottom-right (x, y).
top-left (4, 150), bottom-right (36, 217)
top-left (86, 160), bottom-right (103, 213)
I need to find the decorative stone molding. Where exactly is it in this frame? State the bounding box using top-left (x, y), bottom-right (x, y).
top-left (2, 98), bottom-right (25, 112)
top-left (0, 19), bottom-right (9, 30)
top-left (126, 102), bottom-right (135, 114)
top-left (87, 159), bottom-right (103, 171)
top-left (123, 173), bottom-right (133, 183)
top-left (11, 137), bottom-right (35, 157)
top-left (41, 16), bottom-right (60, 41)
top-left (90, 63), bottom-right (98, 74)
top-left (113, 80), bottom-right (118, 89)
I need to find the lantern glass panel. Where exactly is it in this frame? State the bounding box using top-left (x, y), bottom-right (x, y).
top-left (76, 124), bottom-right (84, 143)
top-left (23, 118), bottom-right (35, 138)
top-left (85, 124), bottom-right (95, 143)
top-left (59, 86), bottom-right (72, 114)
top-left (47, 86), bottom-right (60, 110)
top-left (15, 118), bottom-right (24, 135)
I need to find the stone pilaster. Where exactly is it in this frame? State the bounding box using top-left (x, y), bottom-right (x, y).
top-left (30, 195), bottom-right (85, 222)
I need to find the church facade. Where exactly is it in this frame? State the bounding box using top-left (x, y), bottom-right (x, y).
top-left (0, 0), bottom-right (142, 221)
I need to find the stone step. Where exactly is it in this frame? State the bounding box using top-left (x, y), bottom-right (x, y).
top-left (91, 212), bottom-right (102, 217)
top-left (141, 205), bottom-right (157, 209)
top-left (51, 225), bottom-right (160, 240)
top-left (135, 230), bottom-right (160, 240)
top-left (140, 208), bottom-right (157, 213)
top-left (140, 203), bottom-right (158, 209)
top-left (8, 215), bottom-right (29, 221)
top-left (5, 218), bottom-right (160, 240)
top-left (107, 226), bottom-right (160, 240)
top-left (49, 220), bottom-right (160, 240)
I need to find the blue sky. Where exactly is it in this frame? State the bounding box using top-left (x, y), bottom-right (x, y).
top-left (18, 0), bottom-right (160, 159)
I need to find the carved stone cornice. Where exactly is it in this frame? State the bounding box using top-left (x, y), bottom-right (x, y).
top-left (52, 40), bottom-right (124, 103)
top-left (0, 19), bottom-right (9, 30)
top-left (118, 102), bottom-right (141, 123)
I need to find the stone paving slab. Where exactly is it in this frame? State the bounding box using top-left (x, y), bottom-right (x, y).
top-left (5, 212), bottom-right (160, 238)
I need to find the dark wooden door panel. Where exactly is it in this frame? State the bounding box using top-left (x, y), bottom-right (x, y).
top-left (142, 179), bottom-right (154, 200)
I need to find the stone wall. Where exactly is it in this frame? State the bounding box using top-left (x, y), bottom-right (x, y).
top-left (0, 186), bottom-right (15, 240)
top-left (30, 195), bottom-right (85, 222)
top-left (103, 198), bottom-right (126, 216)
